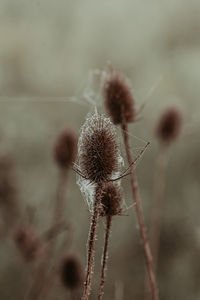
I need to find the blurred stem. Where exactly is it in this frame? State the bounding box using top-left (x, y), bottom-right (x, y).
top-left (82, 183), bottom-right (103, 300)
top-left (121, 120), bottom-right (159, 300)
top-left (26, 169), bottom-right (68, 300)
top-left (98, 215), bottom-right (112, 300)
top-left (149, 146), bottom-right (168, 273)
top-left (144, 145), bottom-right (169, 300)
top-left (53, 169), bottom-right (68, 225)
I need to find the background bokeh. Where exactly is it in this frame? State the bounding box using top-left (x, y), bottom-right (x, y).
top-left (0, 0), bottom-right (200, 299)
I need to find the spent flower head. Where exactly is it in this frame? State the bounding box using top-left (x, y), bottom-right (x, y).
top-left (103, 71), bottom-right (135, 125)
top-left (99, 183), bottom-right (122, 217)
top-left (156, 107), bottom-right (182, 145)
top-left (54, 129), bottom-right (77, 169)
top-left (77, 111), bottom-right (122, 184)
top-left (60, 254), bottom-right (83, 290)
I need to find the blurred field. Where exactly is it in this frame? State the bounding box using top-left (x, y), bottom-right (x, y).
top-left (0, 1), bottom-right (200, 299)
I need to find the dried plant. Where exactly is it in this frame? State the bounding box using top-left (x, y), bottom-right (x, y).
top-left (54, 129), bottom-right (78, 170)
top-left (103, 70), bottom-right (159, 300)
top-left (26, 129), bottom-right (77, 300)
top-left (151, 107), bottom-right (182, 268)
top-left (60, 253), bottom-right (83, 299)
top-left (144, 107), bottom-right (182, 299)
top-left (156, 107), bottom-right (182, 145)
top-left (53, 129), bottom-right (78, 224)
top-left (103, 71), bottom-right (135, 125)
top-left (98, 183), bottom-right (122, 300)
top-left (76, 111), bottom-right (122, 300)
top-left (0, 155), bottom-right (19, 232)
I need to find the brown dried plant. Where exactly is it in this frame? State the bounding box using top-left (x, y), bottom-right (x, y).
top-left (59, 253), bottom-right (83, 299)
top-left (76, 111), bottom-right (122, 300)
top-left (98, 183), bottom-right (122, 300)
top-left (144, 107), bottom-right (182, 299)
top-left (103, 70), bottom-right (159, 300)
top-left (0, 155), bottom-right (19, 233)
top-left (26, 129), bottom-right (77, 300)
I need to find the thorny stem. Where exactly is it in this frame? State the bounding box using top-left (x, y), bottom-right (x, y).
top-left (121, 120), bottom-right (159, 300)
top-left (98, 216), bottom-right (112, 300)
top-left (82, 183), bottom-right (103, 300)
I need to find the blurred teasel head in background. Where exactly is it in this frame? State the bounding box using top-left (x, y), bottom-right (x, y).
top-left (156, 107), bottom-right (182, 145)
top-left (0, 155), bottom-right (19, 228)
top-left (54, 129), bottom-right (78, 169)
top-left (60, 254), bottom-right (83, 290)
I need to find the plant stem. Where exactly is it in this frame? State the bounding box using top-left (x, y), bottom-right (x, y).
top-left (26, 170), bottom-right (68, 300)
top-left (54, 169), bottom-right (68, 225)
top-left (149, 147), bottom-right (168, 273)
top-left (82, 183), bottom-right (103, 300)
top-left (98, 215), bottom-right (112, 300)
top-left (144, 147), bottom-right (168, 300)
top-left (121, 121), bottom-right (159, 300)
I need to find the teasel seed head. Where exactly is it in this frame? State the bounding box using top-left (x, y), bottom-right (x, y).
top-left (99, 183), bottom-right (122, 217)
top-left (0, 155), bottom-right (19, 226)
top-left (156, 107), bottom-right (182, 144)
top-left (14, 225), bottom-right (43, 262)
top-left (60, 254), bottom-right (83, 290)
top-left (103, 71), bottom-right (135, 125)
top-left (78, 112), bottom-right (121, 183)
top-left (54, 129), bottom-right (77, 169)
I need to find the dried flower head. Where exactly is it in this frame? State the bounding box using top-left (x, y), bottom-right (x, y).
top-left (14, 225), bottom-right (43, 262)
top-left (60, 254), bottom-right (83, 290)
top-left (156, 108), bottom-right (182, 144)
top-left (78, 112), bottom-right (121, 183)
top-left (103, 71), bottom-right (135, 125)
top-left (99, 183), bottom-right (122, 217)
top-left (0, 156), bottom-right (19, 226)
top-left (0, 157), bottom-right (16, 204)
top-left (54, 129), bottom-right (77, 169)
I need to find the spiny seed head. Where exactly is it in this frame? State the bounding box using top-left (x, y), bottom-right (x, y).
top-left (54, 129), bottom-right (77, 169)
top-left (78, 112), bottom-right (121, 183)
top-left (156, 108), bottom-right (182, 144)
top-left (60, 254), bottom-right (83, 290)
top-left (99, 183), bottom-right (122, 217)
top-left (103, 71), bottom-right (135, 125)
top-left (14, 226), bottom-right (43, 262)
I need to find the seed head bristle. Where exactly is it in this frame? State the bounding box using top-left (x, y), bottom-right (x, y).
top-left (60, 254), bottom-right (83, 290)
top-left (54, 129), bottom-right (77, 169)
top-left (156, 107), bottom-right (182, 144)
top-left (78, 112), bottom-right (121, 183)
top-left (14, 225), bottom-right (43, 262)
top-left (103, 71), bottom-right (135, 125)
top-left (99, 183), bottom-right (122, 217)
